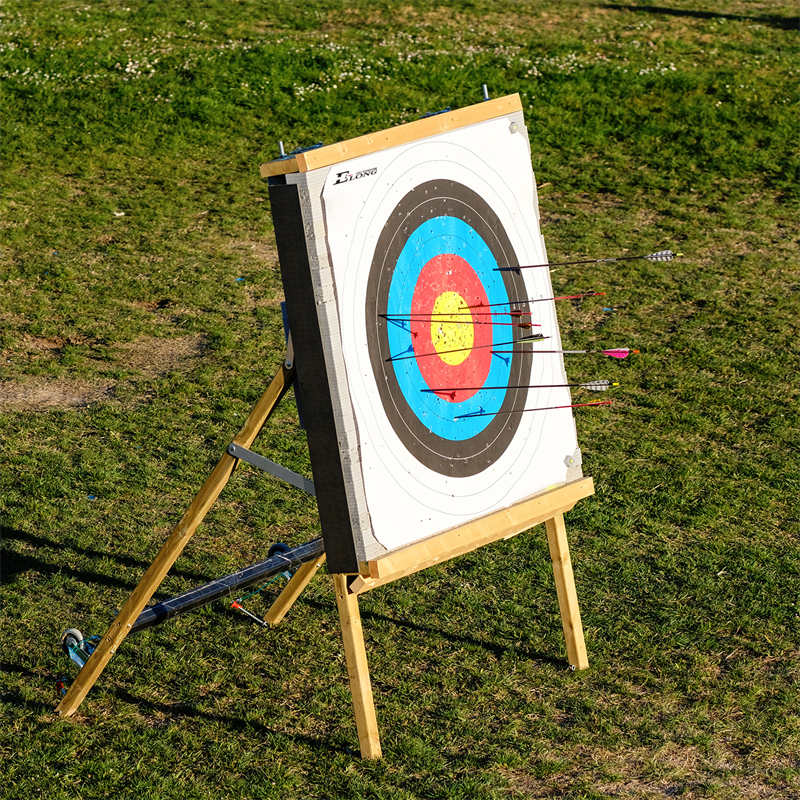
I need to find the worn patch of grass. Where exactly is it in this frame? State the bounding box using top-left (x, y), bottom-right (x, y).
top-left (1, 1), bottom-right (799, 798)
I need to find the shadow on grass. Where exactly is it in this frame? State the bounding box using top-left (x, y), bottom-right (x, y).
top-left (0, 660), bottom-right (346, 756)
top-left (114, 688), bottom-right (347, 755)
top-left (296, 596), bottom-right (565, 669)
top-left (0, 661), bottom-right (60, 714)
top-left (601, 4), bottom-right (799, 31)
top-left (1, 689), bottom-right (54, 716)
top-left (361, 608), bottom-right (565, 669)
top-left (1, 525), bottom-right (211, 589)
top-left (2, 546), bottom-right (158, 595)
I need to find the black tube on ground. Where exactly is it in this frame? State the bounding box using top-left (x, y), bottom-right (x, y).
top-left (131, 537), bottom-right (324, 634)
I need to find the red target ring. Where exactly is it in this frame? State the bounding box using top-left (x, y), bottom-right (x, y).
top-left (409, 254), bottom-right (491, 402)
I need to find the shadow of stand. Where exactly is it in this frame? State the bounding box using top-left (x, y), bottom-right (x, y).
top-left (297, 595), bottom-right (566, 669)
top-left (600, 4), bottom-right (799, 31)
top-left (0, 660), bottom-right (346, 756)
top-left (1, 526), bottom-right (211, 588)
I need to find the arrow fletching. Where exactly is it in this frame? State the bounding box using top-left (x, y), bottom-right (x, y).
top-left (644, 250), bottom-right (680, 262)
top-left (601, 348), bottom-right (639, 359)
top-left (581, 379), bottom-right (618, 391)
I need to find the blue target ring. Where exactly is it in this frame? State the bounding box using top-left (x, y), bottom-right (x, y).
top-left (386, 216), bottom-right (512, 439)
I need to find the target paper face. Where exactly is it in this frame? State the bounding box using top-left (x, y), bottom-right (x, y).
top-left (312, 112), bottom-right (580, 555)
top-left (366, 179), bottom-right (532, 477)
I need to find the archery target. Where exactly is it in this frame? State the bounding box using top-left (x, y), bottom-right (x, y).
top-left (320, 115), bottom-right (580, 553)
top-left (366, 179), bottom-right (532, 477)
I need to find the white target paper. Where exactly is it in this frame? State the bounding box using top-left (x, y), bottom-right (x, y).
top-left (320, 114), bottom-right (580, 552)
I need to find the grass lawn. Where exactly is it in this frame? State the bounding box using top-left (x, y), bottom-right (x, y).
top-left (1, 1), bottom-right (799, 797)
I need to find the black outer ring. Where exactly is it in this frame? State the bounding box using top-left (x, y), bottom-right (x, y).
top-left (365, 179), bottom-right (532, 477)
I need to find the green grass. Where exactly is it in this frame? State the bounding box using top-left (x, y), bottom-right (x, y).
top-left (1, 1), bottom-right (799, 797)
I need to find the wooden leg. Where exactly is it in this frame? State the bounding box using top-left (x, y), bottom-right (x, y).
top-left (332, 574), bottom-right (382, 759)
top-left (264, 554), bottom-right (326, 626)
top-left (55, 364), bottom-right (294, 718)
top-left (545, 512), bottom-right (589, 670)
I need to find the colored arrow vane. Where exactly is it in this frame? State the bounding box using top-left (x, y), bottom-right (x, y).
top-left (495, 249), bottom-right (681, 272)
top-left (455, 400), bottom-right (613, 419)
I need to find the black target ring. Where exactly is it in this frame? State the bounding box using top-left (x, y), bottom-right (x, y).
top-left (365, 179), bottom-right (533, 477)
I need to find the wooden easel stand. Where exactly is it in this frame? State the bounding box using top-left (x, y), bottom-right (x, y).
top-left (55, 363), bottom-right (294, 718)
top-left (323, 484), bottom-right (591, 757)
top-left (54, 360), bottom-right (591, 763)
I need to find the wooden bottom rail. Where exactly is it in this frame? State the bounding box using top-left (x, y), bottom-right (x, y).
top-left (352, 478), bottom-right (594, 595)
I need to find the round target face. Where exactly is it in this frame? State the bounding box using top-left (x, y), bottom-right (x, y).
top-left (365, 180), bottom-right (533, 477)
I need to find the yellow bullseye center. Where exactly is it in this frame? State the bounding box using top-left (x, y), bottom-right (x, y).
top-left (431, 292), bottom-right (473, 366)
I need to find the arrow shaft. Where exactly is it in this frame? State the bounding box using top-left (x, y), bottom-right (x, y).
top-left (382, 311), bottom-right (532, 319)
top-left (384, 291), bottom-right (604, 316)
top-left (455, 400), bottom-right (613, 419)
top-left (421, 381), bottom-right (613, 394)
top-left (495, 250), bottom-right (676, 272)
top-left (492, 347), bottom-right (636, 359)
top-left (387, 334), bottom-right (547, 362)
top-left (382, 317), bottom-right (539, 327)
top-left (497, 255), bottom-right (644, 271)
top-left (465, 291), bottom-right (605, 309)
top-left (491, 349), bottom-right (590, 355)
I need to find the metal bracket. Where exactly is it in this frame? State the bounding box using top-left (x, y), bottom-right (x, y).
top-left (285, 332), bottom-right (295, 370)
top-left (289, 142), bottom-right (323, 155)
top-left (227, 442), bottom-right (315, 496)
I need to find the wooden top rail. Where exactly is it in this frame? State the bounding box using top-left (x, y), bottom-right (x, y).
top-left (260, 94), bottom-right (522, 178)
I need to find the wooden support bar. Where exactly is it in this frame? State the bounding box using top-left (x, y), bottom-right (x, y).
top-left (545, 512), bottom-right (588, 670)
top-left (260, 94), bottom-right (522, 177)
top-left (234, 364), bottom-right (295, 450)
top-left (55, 364), bottom-right (294, 718)
top-left (332, 574), bottom-right (382, 759)
top-left (264, 554), bottom-right (326, 626)
top-left (351, 478), bottom-right (594, 595)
